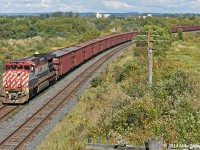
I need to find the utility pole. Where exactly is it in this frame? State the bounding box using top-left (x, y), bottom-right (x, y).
top-left (148, 30), bottom-right (153, 88)
top-left (135, 30), bottom-right (168, 88)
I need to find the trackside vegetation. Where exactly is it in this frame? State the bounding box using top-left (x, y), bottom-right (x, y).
top-left (37, 29), bottom-right (200, 149)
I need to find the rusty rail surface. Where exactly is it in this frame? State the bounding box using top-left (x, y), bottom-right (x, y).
top-left (0, 41), bottom-right (133, 150)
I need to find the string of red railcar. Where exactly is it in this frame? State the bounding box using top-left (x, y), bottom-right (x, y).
top-left (1, 25), bottom-right (199, 104)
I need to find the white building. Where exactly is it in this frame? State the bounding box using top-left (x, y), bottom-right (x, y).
top-left (104, 14), bottom-right (110, 18)
top-left (96, 12), bottom-right (102, 19)
top-left (142, 14), bottom-right (152, 19)
top-left (96, 12), bottom-right (110, 19)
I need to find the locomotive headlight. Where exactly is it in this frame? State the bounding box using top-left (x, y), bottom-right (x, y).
top-left (6, 91), bottom-right (8, 94)
top-left (18, 85), bottom-right (21, 88)
top-left (5, 85), bottom-right (8, 88)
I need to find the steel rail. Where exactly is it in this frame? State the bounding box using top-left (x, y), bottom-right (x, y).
top-left (0, 105), bottom-right (20, 123)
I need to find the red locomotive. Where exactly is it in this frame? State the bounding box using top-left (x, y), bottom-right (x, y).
top-left (1, 53), bottom-right (57, 103)
top-left (1, 31), bottom-right (138, 104)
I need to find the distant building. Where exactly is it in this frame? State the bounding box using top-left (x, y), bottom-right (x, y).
top-left (96, 12), bottom-right (110, 19)
top-left (96, 12), bottom-right (102, 19)
top-left (142, 14), bottom-right (152, 19)
top-left (104, 14), bottom-right (110, 18)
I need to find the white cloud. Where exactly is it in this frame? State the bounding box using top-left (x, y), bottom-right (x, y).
top-left (0, 0), bottom-right (198, 14)
top-left (58, 4), bottom-right (89, 12)
top-left (102, 1), bottom-right (132, 9)
top-left (41, 0), bottom-right (50, 7)
top-left (191, 0), bottom-right (200, 7)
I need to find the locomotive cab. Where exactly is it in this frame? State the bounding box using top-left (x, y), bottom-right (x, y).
top-left (1, 61), bottom-right (33, 103)
top-left (1, 53), bottom-right (57, 104)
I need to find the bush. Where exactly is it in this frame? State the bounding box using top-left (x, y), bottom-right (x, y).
top-left (164, 70), bottom-right (192, 98)
top-left (116, 61), bottom-right (136, 82)
top-left (90, 76), bottom-right (103, 87)
top-left (178, 29), bottom-right (183, 40)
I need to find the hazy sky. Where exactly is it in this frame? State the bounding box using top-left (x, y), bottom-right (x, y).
top-left (0, 0), bottom-right (199, 13)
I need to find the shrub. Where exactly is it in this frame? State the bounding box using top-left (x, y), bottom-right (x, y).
top-left (90, 76), bottom-right (103, 88)
top-left (116, 61), bottom-right (136, 82)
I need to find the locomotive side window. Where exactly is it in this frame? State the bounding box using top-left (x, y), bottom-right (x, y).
top-left (17, 65), bottom-right (23, 69)
top-left (31, 65), bottom-right (35, 72)
top-left (11, 65), bottom-right (17, 69)
top-left (24, 65), bottom-right (30, 70)
top-left (5, 65), bottom-right (10, 70)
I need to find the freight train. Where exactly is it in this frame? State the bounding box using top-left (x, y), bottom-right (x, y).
top-left (171, 25), bottom-right (200, 33)
top-left (2, 25), bottom-right (200, 104)
top-left (1, 31), bottom-right (138, 104)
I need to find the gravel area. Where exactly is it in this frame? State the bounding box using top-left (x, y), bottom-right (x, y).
top-left (0, 43), bottom-right (133, 149)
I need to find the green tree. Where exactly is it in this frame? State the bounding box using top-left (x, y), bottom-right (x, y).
top-left (177, 29), bottom-right (183, 40)
top-left (65, 11), bottom-right (73, 17)
top-left (52, 11), bottom-right (63, 18)
top-left (95, 18), bottom-right (110, 30)
top-left (26, 25), bottom-right (38, 38)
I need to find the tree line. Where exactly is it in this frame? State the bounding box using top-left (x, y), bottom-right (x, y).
top-left (1, 12), bottom-right (200, 40)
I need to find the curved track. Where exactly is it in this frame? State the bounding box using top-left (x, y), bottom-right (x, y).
top-left (0, 41), bottom-right (133, 150)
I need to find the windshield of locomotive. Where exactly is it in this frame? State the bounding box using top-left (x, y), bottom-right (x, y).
top-left (5, 64), bottom-right (30, 71)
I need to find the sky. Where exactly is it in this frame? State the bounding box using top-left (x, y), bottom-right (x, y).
top-left (0, 0), bottom-right (200, 14)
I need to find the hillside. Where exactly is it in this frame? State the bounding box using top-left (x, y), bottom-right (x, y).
top-left (37, 31), bottom-right (200, 149)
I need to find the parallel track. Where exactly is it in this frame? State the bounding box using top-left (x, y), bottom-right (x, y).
top-left (0, 41), bottom-right (133, 150)
top-left (0, 105), bottom-right (20, 123)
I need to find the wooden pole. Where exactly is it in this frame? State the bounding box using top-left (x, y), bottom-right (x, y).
top-left (145, 137), bottom-right (163, 150)
top-left (148, 30), bottom-right (153, 88)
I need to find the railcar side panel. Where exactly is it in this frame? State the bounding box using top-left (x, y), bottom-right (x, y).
top-left (123, 34), bottom-right (128, 42)
top-left (97, 40), bottom-right (102, 53)
top-left (110, 37), bottom-right (115, 47)
top-left (73, 48), bottom-right (84, 66)
top-left (107, 38), bottom-right (112, 49)
top-left (98, 40), bottom-right (103, 53)
top-left (101, 38), bottom-right (108, 51)
top-left (121, 35), bottom-right (124, 43)
top-left (85, 44), bottom-right (94, 60)
top-left (60, 53), bottom-right (72, 75)
top-left (112, 36), bottom-right (118, 46)
top-left (93, 41), bottom-right (100, 55)
top-left (117, 36), bottom-right (121, 44)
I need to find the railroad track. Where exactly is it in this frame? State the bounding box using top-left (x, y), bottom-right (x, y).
top-left (0, 41), bottom-right (133, 150)
top-left (0, 105), bottom-right (20, 123)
